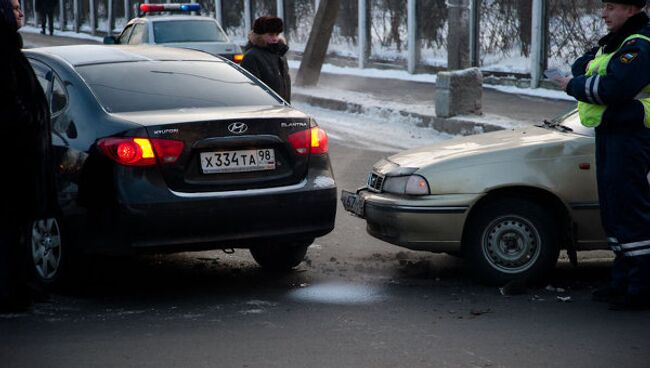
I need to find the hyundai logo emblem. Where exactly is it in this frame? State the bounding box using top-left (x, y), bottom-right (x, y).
top-left (228, 122), bottom-right (248, 135)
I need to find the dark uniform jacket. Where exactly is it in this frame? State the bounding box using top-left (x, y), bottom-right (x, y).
top-left (0, 29), bottom-right (55, 223)
top-left (566, 12), bottom-right (650, 131)
top-left (241, 34), bottom-right (291, 103)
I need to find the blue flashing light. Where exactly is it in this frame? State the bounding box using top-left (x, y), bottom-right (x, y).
top-left (180, 3), bottom-right (201, 12)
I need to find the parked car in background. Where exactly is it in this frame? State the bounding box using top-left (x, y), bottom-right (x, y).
top-left (104, 3), bottom-right (243, 63)
top-left (26, 45), bottom-right (336, 286)
top-left (342, 110), bottom-right (606, 285)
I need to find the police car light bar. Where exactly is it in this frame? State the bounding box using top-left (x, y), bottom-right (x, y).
top-left (140, 3), bottom-right (201, 13)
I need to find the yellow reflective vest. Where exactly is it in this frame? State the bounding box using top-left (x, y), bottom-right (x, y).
top-left (578, 34), bottom-right (650, 128)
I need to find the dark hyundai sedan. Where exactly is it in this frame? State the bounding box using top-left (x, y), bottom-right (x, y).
top-left (26, 45), bottom-right (336, 285)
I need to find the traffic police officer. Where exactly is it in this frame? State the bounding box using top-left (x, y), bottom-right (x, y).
top-left (557, 0), bottom-right (650, 310)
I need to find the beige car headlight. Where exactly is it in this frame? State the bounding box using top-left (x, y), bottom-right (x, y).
top-left (383, 175), bottom-right (430, 195)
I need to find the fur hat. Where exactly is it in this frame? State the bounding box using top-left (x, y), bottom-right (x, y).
top-left (253, 16), bottom-right (283, 35)
top-left (602, 0), bottom-right (647, 7)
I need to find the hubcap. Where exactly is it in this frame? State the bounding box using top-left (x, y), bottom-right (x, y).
top-left (481, 215), bottom-right (541, 274)
top-left (31, 218), bottom-right (62, 281)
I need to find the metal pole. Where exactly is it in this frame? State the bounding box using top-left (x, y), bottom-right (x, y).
top-left (469, 0), bottom-right (480, 67)
top-left (90, 0), bottom-right (96, 35)
top-left (124, 0), bottom-right (129, 20)
top-left (73, 0), bottom-right (79, 32)
top-left (277, 0), bottom-right (284, 18)
top-left (358, 0), bottom-right (367, 68)
top-left (407, 0), bottom-right (418, 74)
top-left (215, 0), bottom-right (222, 25)
top-left (59, 0), bottom-right (65, 31)
top-left (31, 0), bottom-right (36, 27)
top-left (530, 0), bottom-right (546, 88)
top-left (108, 0), bottom-right (114, 34)
top-left (244, 0), bottom-right (252, 32)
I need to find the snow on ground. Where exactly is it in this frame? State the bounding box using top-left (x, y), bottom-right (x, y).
top-left (288, 60), bottom-right (439, 84)
top-left (293, 102), bottom-right (453, 153)
top-left (20, 26), bottom-right (105, 43)
top-left (294, 85), bottom-right (534, 129)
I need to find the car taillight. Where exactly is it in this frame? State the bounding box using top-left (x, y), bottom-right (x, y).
top-left (233, 54), bottom-right (244, 63)
top-left (98, 137), bottom-right (184, 166)
top-left (287, 127), bottom-right (329, 156)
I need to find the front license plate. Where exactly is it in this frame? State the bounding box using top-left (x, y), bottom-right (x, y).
top-left (200, 149), bottom-right (275, 174)
top-left (341, 190), bottom-right (365, 218)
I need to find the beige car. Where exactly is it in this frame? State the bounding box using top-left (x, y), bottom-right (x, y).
top-left (342, 109), bottom-right (607, 284)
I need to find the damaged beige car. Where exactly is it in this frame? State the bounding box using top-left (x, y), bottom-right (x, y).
top-left (342, 109), bottom-right (607, 285)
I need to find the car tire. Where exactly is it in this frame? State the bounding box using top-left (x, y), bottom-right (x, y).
top-left (250, 241), bottom-right (310, 272)
top-left (464, 198), bottom-right (560, 286)
top-left (29, 217), bottom-right (73, 287)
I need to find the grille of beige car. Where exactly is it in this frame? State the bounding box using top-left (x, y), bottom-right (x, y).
top-left (367, 172), bottom-right (385, 193)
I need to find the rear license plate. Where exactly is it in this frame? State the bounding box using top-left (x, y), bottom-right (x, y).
top-left (200, 149), bottom-right (275, 174)
top-left (341, 190), bottom-right (365, 218)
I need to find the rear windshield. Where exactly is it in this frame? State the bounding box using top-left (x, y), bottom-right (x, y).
top-left (153, 20), bottom-right (227, 43)
top-left (76, 61), bottom-right (282, 113)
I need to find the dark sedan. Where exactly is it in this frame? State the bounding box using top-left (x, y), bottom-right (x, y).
top-left (26, 45), bottom-right (336, 285)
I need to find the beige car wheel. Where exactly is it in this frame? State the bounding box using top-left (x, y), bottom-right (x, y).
top-left (465, 198), bottom-right (560, 285)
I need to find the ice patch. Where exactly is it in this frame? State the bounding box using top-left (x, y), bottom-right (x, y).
top-left (288, 282), bottom-right (384, 305)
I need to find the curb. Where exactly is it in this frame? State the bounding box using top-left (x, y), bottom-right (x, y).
top-left (292, 93), bottom-right (504, 136)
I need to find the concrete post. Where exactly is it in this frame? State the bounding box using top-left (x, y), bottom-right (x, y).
top-left (447, 0), bottom-right (470, 70)
top-left (530, 0), bottom-right (547, 88)
top-left (469, 0), bottom-right (480, 67)
top-left (358, 0), bottom-right (368, 69)
top-left (244, 0), bottom-right (252, 33)
top-left (407, 0), bottom-right (420, 74)
top-left (435, 68), bottom-right (483, 118)
top-left (215, 0), bottom-right (222, 25)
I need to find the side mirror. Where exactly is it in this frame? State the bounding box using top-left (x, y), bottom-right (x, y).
top-left (103, 36), bottom-right (118, 45)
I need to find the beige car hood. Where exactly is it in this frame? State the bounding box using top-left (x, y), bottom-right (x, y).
top-left (385, 126), bottom-right (578, 170)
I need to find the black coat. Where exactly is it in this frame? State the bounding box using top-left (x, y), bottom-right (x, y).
top-left (241, 37), bottom-right (291, 103)
top-left (35, 0), bottom-right (57, 12)
top-left (0, 30), bottom-right (55, 223)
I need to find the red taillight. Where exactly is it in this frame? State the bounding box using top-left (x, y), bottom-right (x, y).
top-left (98, 137), bottom-right (184, 166)
top-left (287, 127), bottom-right (329, 156)
top-left (310, 127), bottom-right (329, 155)
top-left (151, 139), bottom-right (185, 164)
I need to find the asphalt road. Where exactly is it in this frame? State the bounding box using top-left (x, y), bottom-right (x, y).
top-left (2, 32), bottom-right (649, 368)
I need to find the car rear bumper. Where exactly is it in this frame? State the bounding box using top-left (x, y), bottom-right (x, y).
top-left (344, 189), bottom-right (482, 254)
top-left (82, 169), bottom-right (337, 254)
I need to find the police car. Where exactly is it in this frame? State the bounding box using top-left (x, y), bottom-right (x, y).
top-left (104, 3), bottom-right (243, 63)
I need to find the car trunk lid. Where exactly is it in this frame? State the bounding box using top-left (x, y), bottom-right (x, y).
top-left (112, 106), bottom-right (312, 192)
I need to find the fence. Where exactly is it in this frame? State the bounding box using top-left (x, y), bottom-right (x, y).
top-left (20, 0), bottom-right (647, 87)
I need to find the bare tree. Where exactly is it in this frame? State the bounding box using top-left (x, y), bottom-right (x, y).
top-left (295, 0), bottom-right (341, 86)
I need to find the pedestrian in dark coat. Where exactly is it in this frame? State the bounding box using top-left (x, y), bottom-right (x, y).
top-left (240, 16), bottom-right (291, 102)
top-left (557, 0), bottom-right (650, 311)
top-left (35, 0), bottom-right (56, 35)
top-left (0, 0), bottom-right (54, 312)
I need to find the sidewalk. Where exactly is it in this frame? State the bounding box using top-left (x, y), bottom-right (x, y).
top-left (290, 71), bottom-right (576, 136)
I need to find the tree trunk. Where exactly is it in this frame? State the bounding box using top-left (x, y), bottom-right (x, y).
top-left (295, 0), bottom-right (341, 86)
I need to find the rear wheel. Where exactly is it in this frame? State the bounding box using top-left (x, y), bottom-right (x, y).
top-left (250, 241), bottom-right (311, 272)
top-left (464, 198), bottom-right (560, 285)
top-left (29, 217), bottom-right (77, 288)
